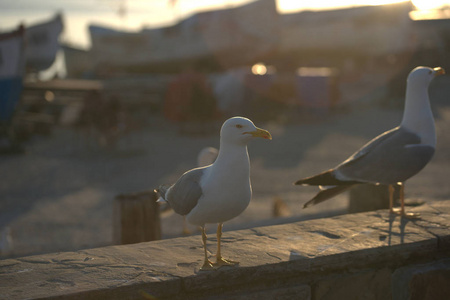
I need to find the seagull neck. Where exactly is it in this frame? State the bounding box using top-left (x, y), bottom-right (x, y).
top-left (215, 142), bottom-right (250, 167)
top-left (401, 85), bottom-right (436, 146)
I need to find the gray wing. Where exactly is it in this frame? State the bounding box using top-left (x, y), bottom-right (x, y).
top-left (166, 167), bottom-right (206, 216)
top-left (337, 126), bottom-right (435, 184)
top-left (339, 126), bottom-right (402, 165)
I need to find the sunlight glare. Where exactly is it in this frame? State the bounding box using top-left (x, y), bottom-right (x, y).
top-left (277, 0), bottom-right (409, 13)
top-left (411, 0), bottom-right (450, 10)
top-left (252, 63), bottom-right (268, 75)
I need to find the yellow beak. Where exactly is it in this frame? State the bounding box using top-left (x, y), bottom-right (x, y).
top-left (245, 127), bottom-right (272, 140)
top-left (433, 67), bottom-right (445, 76)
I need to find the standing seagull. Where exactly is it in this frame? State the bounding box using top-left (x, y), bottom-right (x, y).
top-left (295, 66), bottom-right (445, 218)
top-left (157, 117), bottom-right (271, 270)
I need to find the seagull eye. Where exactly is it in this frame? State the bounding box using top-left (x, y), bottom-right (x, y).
top-left (235, 124), bottom-right (243, 129)
top-left (429, 70), bottom-right (432, 75)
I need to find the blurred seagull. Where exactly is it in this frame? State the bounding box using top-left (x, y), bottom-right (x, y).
top-left (295, 66), bottom-right (445, 218)
top-left (157, 117), bottom-right (271, 270)
top-left (197, 146), bottom-right (218, 168)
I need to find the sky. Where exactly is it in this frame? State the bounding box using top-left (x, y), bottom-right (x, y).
top-left (1, 0), bottom-right (449, 49)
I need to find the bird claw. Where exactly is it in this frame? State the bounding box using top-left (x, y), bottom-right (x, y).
top-left (402, 212), bottom-right (421, 219)
top-left (198, 257), bottom-right (239, 271)
top-left (214, 257), bottom-right (239, 267)
top-left (199, 260), bottom-right (217, 271)
top-left (389, 208), bottom-right (402, 215)
top-left (390, 208), bottom-right (421, 219)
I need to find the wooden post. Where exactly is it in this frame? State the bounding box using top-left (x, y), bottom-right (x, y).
top-left (113, 190), bottom-right (161, 245)
top-left (348, 184), bottom-right (399, 214)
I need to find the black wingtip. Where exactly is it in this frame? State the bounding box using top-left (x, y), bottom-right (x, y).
top-left (294, 179), bottom-right (311, 186)
top-left (295, 169), bottom-right (341, 186)
top-left (155, 184), bottom-right (171, 201)
top-left (296, 169), bottom-right (361, 187)
top-left (302, 184), bottom-right (356, 209)
top-left (303, 198), bottom-right (317, 209)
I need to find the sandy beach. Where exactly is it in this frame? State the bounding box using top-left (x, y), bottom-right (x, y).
top-left (1, 75), bottom-right (449, 259)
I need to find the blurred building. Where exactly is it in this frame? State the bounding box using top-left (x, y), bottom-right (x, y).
top-left (63, 0), bottom-right (450, 78)
top-left (87, 0), bottom-right (279, 75)
top-left (57, 0), bottom-right (450, 121)
top-left (278, 2), bottom-right (414, 68)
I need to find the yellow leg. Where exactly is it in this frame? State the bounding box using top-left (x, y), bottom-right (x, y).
top-left (399, 183), bottom-right (421, 219)
top-left (182, 216), bottom-right (191, 235)
top-left (389, 184), bottom-right (403, 215)
top-left (399, 183), bottom-right (405, 215)
top-left (389, 184), bottom-right (395, 213)
top-left (200, 226), bottom-right (215, 271)
top-left (214, 223), bottom-right (239, 267)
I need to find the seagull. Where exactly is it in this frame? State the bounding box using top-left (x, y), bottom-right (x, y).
top-left (157, 117), bottom-right (271, 270)
top-left (295, 66), bottom-right (445, 218)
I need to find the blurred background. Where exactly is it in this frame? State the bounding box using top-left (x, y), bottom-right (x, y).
top-left (1, 0), bottom-right (450, 259)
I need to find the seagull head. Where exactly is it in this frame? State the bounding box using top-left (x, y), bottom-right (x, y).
top-left (408, 66), bottom-right (445, 88)
top-left (220, 116), bottom-right (272, 145)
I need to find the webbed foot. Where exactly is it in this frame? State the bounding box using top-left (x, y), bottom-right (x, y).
top-left (199, 259), bottom-right (216, 271)
top-left (401, 211), bottom-right (421, 219)
top-left (214, 257), bottom-right (239, 267)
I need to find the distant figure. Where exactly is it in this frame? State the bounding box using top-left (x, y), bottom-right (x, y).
top-left (272, 197), bottom-right (291, 218)
top-left (98, 96), bottom-right (126, 148)
top-left (77, 91), bottom-right (126, 149)
top-left (76, 90), bottom-right (104, 147)
top-left (164, 67), bottom-right (218, 134)
top-left (0, 227), bottom-right (13, 256)
top-left (213, 68), bottom-right (247, 117)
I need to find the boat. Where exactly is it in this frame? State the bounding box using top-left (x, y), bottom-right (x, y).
top-left (0, 25), bottom-right (26, 123)
top-left (25, 13), bottom-right (63, 72)
top-left (0, 25), bottom-right (26, 151)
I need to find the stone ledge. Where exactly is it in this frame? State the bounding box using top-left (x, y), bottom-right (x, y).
top-left (1, 201), bottom-right (449, 300)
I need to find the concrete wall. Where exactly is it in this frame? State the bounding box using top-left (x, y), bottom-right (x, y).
top-left (1, 200), bottom-right (449, 299)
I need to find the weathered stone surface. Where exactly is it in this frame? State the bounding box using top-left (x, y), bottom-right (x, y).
top-left (0, 201), bottom-right (449, 299)
top-left (410, 201), bottom-right (450, 249)
top-left (0, 247), bottom-right (183, 300)
top-left (392, 258), bottom-right (450, 300)
top-left (313, 267), bottom-right (392, 300)
top-left (218, 284), bottom-right (311, 300)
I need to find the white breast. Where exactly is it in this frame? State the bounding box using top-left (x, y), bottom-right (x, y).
top-left (186, 149), bottom-right (251, 225)
top-left (401, 83), bottom-right (436, 147)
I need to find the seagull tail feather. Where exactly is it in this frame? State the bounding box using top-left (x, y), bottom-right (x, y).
top-left (154, 184), bottom-right (171, 202)
top-left (303, 184), bottom-right (356, 208)
top-left (295, 169), bottom-right (358, 186)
